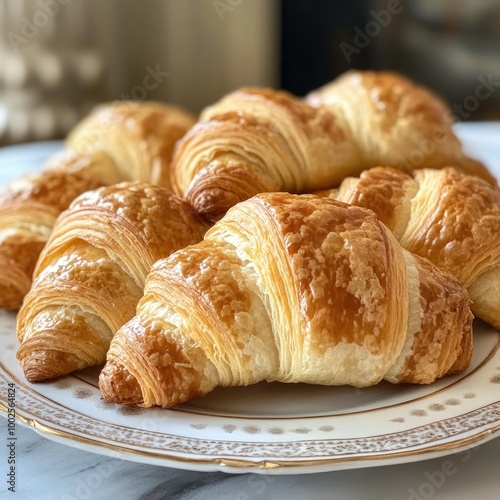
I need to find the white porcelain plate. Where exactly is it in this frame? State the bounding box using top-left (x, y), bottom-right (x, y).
top-left (1, 124), bottom-right (500, 474)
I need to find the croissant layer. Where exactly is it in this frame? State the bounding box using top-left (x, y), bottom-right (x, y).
top-left (0, 101), bottom-right (195, 309)
top-left (16, 182), bottom-right (210, 382)
top-left (323, 166), bottom-right (500, 329)
top-left (99, 193), bottom-right (472, 408)
top-left (171, 71), bottom-right (493, 221)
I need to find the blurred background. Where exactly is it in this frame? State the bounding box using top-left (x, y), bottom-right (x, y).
top-left (0, 0), bottom-right (499, 146)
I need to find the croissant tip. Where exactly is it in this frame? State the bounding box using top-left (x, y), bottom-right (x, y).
top-left (0, 283), bottom-right (24, 310)
top-left (17, 348), bottom-right (86, 382)
top-left (20, 358), bottom-right (65, 383)
top-left (99, 361), bottom-right (144, 405)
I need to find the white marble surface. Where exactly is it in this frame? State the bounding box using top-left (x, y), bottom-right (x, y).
top-left (1, 125), bottom-right (500, 499)
top-left (1, 419), bottom-right (500, 499)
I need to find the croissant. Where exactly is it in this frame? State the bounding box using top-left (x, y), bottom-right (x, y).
top-left (170, 70), bottom-right (493, 222)
top-left (306, 70), bottom-right (495, 184)
top-left (0, 101), bottom-right (195, 309)
top-left (16, 182), bottom-right (210, 382)
top-left (0, 156), bottom-right (108, 309)
top-left (319, 166), bottom-right (500, 330)
top-left (99, 193), bottom-right (472, 408)
top-left (66, 101), bottom-right (195, 190)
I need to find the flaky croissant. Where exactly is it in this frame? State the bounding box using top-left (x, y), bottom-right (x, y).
top-left (171, 70), bottom-right (493, 222)
top-left (16, 182), bottom-right (210, 382)
top-left (319, 166), bottom-right (500, 330)
top-left (66, 101), bottom-right (195, 190)
top-left (306, 70), bottom-right (495, 184)
top-left (99, 193), bottom-right (472, 408)
top-left (0, 101), bottom-right (195, 309)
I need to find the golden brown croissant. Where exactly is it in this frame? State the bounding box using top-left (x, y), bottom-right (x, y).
top-left (66, 101), bottom-right (195, 190)
top-left (16, 182), bottom-right (210, 382)
top-left (99, 193), bottom-right (472, 408)
top-left (319, 166), bottom-right (500, 330)
top-left (170, 70), bottom-right (493, 222)
top-left (0, 101), bottom-right (195, 309)
top-left (306, 70), bottom-right (495, 184)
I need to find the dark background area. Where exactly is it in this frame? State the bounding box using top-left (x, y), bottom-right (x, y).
top-left (281, 0), bottom-right (372, 96)
top-left (1, 0), bottom-right (499, 146)
top-left (281, 0), bottom-right (500, 121)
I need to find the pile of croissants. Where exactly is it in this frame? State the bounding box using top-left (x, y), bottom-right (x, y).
top-left (2, 70), bottom-right (499, 409)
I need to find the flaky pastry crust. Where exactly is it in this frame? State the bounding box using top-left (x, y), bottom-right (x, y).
top-left (99, 193), bottom-right (472, 408)
top-left (322, 166), bottom-right (500, 329)
top-left (16, 182), bottom-right (210, 382)
top-left (0, 101), bottom-right (195, 309)
top-left (171, 71), bottom-right (494, 222)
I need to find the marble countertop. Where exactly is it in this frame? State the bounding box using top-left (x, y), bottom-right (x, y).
top-left (2, 125), bottom-right (500, 499)
top-left (2, 419), bottom-right (500, 499)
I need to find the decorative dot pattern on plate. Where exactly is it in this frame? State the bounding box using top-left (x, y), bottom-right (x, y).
top-left (267, 427), bottom-right (285, 435)
top-left (490, 374), bottom-right (500, 384)
top-left (96, 400), bottom-right (117, 411)
top-left (428, 404), bottom-right (446, 411)
top-left (118, 405), bottom-right (146, 416)
top-left (190, 424), bottom-right (207, 430)
top-left (192, 424), bottom-right (335, 436)
top-left (291, 427), bottom-right (311, 434)
top-left (319, 425), bottom-right (334, 432)
top-left (411, 410), bottom-right (427, 417)
top-left (73, 389), bottom-right (93, 399)
top-left (243, 426), bottom-right (261, 434)
top-left (463, 392), bottom-right (476, 399)
top-left (445, 398), bottom-right (461, 406)
top-left (390, 418), bottom-right (405, 423)
top-left (55, 380), bottom-right (72, 390)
